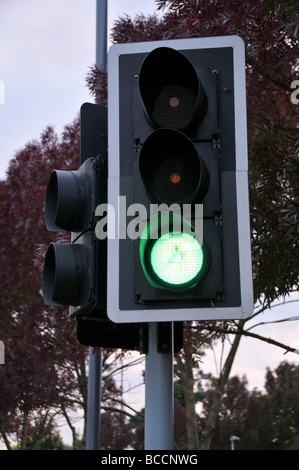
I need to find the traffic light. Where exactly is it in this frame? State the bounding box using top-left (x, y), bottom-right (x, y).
top-left (107, 36), bottom-right (253, 323)
top-left (76, 319), bottom-right (183, 354)
top-left (43, 104), bottom-right (108, 320)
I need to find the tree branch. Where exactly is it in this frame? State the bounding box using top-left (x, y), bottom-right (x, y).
top-left (0, 413), bottom-right (12, 451)
top-left (101, 405), bottom-right (144, 422)
top-left (107, 397), bottom-right (144, 421)
top-left (61, 403), bottom-right (77, 450)
top-left (197, 322), bottom-right (299, 356)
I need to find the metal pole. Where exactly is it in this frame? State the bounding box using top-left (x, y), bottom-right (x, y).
top-left (86, 348), bottom-right (102, 449)
top-left (145, 323), bottom-right (174, 450)
top-left (230, 435), bottom-right (240, 450)
top-left (96, 0), bottom-right (107, 71)
top-left (85, 0), bottom-right (107, 451)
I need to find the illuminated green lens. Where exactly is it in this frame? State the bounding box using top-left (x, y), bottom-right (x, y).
top-left (150, 232), bottom-right (204, 286)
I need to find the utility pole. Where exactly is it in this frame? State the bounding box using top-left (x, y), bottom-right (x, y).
top-left (145, 323), bottom-right (174, 450)
top-left (85, 0), bottom-right (107, 451)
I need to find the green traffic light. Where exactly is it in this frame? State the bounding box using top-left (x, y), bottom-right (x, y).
top-left (139, 213), bottom-right (209, 291)
top-left (150, 231), bottom-right (204, 286)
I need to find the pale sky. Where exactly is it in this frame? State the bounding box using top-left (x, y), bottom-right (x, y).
top-left (0, 0), bottom-right (159, 178)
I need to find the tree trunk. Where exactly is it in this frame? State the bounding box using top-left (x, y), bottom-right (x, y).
top-left (199, 319), bottom-right (246, 450)
top-left (176, 340), bottom-right (200, 450)
top-left (20, 410), bottom-right (29, 449)
top-left (61, 403), bottom-right (77, 449)
top-left (0, 413), bottom-right (12, 450)
top-left (181, 360), bottom-right (200, 449)
top-left (74, 358), bottom-right (88, 447)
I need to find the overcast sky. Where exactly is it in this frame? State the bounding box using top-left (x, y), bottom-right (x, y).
top-left (0, 0), bottom-right (298, 411)
top-left (0, 0), bottom-right (159, 177)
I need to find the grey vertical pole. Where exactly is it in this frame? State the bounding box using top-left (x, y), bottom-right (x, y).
top-left (85, 0), bottom-right (107, 451)
top-left (86, 349), bottom-right (102, 449)
top-left (145, 323), bottom-right (174, 450)
top-left (96, 0), bottom-right (107, 71)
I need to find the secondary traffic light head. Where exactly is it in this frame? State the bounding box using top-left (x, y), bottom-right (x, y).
top-left (43, 104), bottom-right (108, 319)
top-left (45, 168), bottom-right (91, 232)
top-left (107, 36), bottom-right (253, 323)
top-left (43, 242), bottom-right (88, 306)
top-left (43, 157), bottom-right (99, 313)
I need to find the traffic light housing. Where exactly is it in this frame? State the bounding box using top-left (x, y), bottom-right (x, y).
top-left (76, 319), bottom-right (183, 354)
top-left (107, 36), bottom-right (253, 323)
top-left (43, 104), bottom-right (108, 319)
